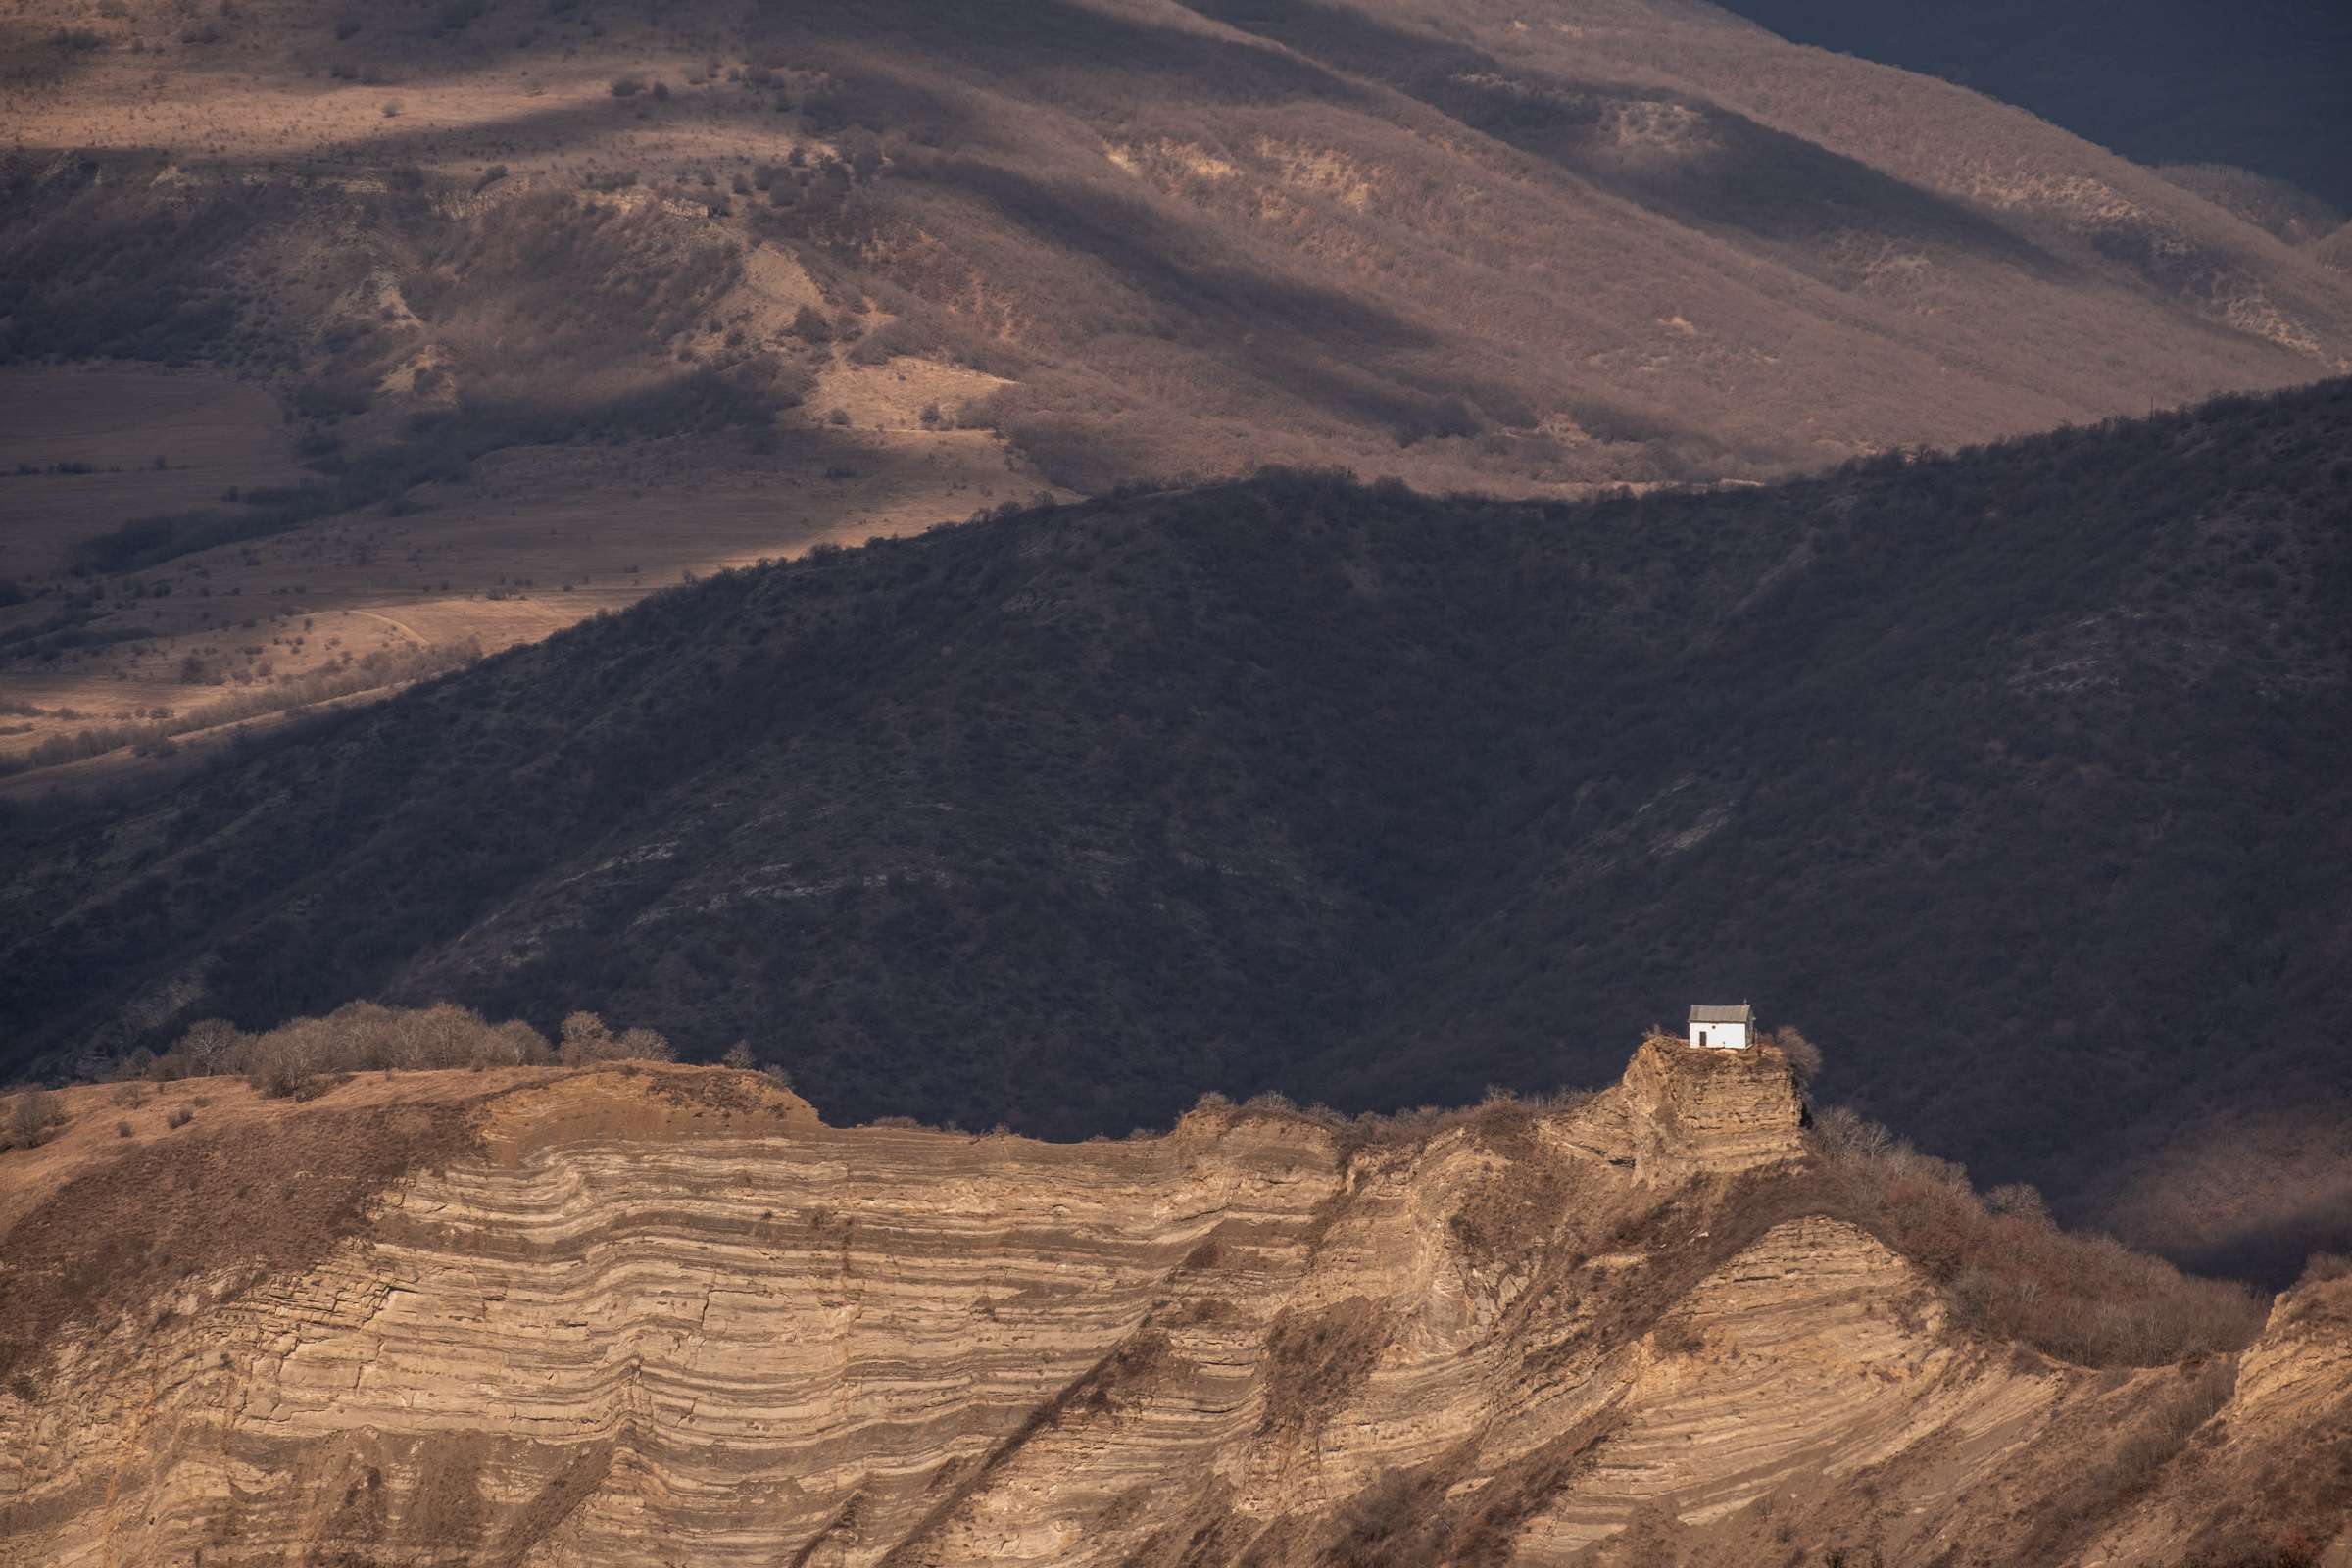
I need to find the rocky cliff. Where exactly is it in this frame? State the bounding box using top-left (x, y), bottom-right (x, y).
top-left (1, 1042), bottom-right (2343, 1566)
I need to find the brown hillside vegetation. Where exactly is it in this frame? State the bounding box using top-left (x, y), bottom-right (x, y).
top-left (1, 1040), bottom-right (2336, 1565)
top-left (5, 0), bottom-right (2352, 785)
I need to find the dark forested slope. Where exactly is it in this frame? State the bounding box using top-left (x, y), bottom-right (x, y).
top-left (5, 379), bottom-right (2350, 1268)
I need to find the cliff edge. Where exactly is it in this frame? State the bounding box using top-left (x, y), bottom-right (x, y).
top-left (1595, 1035), bottom-right (1809, 1182)
top-left (0, 1047), bottom-right (2337, 1566)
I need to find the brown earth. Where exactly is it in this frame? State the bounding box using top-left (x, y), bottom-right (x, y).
top-left (0, 409), bottom-right (1044, 779)
top-left (2, 1041), bottom-right (2342, 1565)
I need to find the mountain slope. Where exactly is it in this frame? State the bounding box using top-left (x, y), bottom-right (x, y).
top-left (8, 0), bottom-right (2352, 793)
top-left (1709, 0), bottom-right (2352, 212)
top-left (4, 1047), bottom-right (2335, 1566)
top-left (4, 0), bottom-right (2349, 501)
top-left (5, 377), bottom-right (2350, 1272)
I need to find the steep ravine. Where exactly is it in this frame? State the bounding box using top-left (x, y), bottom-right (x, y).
top-left (1, 1044), bottom-right (2343, 1565)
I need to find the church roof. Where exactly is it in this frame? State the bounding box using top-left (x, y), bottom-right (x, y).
top-left (1688, 1004), bottom-right (1753, 1024)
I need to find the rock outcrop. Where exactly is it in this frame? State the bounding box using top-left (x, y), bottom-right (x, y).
top-left (1, 1044), bottom-right (2342, 1565)
top-left (1602, 1036), bottom-right (1808, 1182)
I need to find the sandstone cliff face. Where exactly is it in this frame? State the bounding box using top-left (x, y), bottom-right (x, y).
top-left (0, 1044), bottom-right (2341, 1566)
top-left (2086, 1272), bottom-right (2352, 1568)
top-left (1600, 1037), bottom-right (1808, 1184)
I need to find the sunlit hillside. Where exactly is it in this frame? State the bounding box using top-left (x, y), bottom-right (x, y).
top-left (4, 0), bottom-right (2352, 789)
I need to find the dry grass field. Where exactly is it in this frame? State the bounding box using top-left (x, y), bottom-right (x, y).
top-left (4, 0), bottom-right (2351, 791)
top-left (0, 417), bottom-right (1035, 774)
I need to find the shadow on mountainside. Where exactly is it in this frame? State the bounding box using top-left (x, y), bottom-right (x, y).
top-left (1182, 0), bottom-right (2071, 271)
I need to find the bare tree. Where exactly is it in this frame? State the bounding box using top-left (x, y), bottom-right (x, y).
top-left (1987, 1183), bottom-right (2053, 1226)
top-left (177, 1018), bottom-right (245, 1075)
top-left (616, 1027), bottom-right (674, 1063)
top-left (1769, 1026), bottom-right (1824, 1085)
top-left (559, 1010), bottom-right (613, 1066)
top-left (5, 1090), bottom-right (65, 1149)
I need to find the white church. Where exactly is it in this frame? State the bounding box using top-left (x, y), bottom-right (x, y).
top-left (1688, 1003), bottom-right (1754, 1050)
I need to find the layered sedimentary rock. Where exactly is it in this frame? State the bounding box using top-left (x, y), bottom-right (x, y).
top-left (1, 1042), bottom-right (2343, 1565)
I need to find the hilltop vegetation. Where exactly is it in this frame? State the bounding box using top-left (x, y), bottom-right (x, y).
top-left (4, 377), bottom-right (2348, 1278)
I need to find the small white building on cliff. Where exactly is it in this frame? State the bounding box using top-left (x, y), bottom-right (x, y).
top-left (1688, 1003), bottom-right (1753, 1050)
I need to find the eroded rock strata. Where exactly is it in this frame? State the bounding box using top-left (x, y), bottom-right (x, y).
top-left (1, 1043), bottom-right (2343, 1565)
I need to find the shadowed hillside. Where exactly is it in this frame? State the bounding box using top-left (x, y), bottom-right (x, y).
top-left (11, 0), bottom-right (2346, 498)
top-left (7, 0), bottom-right (2352, 790)
top-left (5, 377), bottom-right (2349, 1279)
top-left (1713, 0), bottom-right (2352, 211)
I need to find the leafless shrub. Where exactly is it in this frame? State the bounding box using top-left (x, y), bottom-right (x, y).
top-left (176, 1018), bottom-right (246, 1075)
top-left (1260, 1298), bottom-right (1386, 1434)
top-left (556, 1010), bottom-right (673, 1065)
top-left (2017, 1358), bottom-right (2238, 1559)
top-left (1987, 1182), bottom-right (2053, 1225)
top-left (616, 1027), bottom-right (674, 1061)
top-left (165, 1107), bottom-right (194, 1130)
top-left (1769, 1025), bottom-right (1823, 1084)
top-left (557, 1010), bottom-right (609, 1065)
top-left (3, 1090), bottom-right (66, 1151)
top-left (2299, 1251), bottom-right (2352, 1287)
top-left (212, 1003), bottom-right (552, 1095)
top-left (1808, 1108), bottom-right (2266, 1365)
top-left (241, 1029), bottom-right (314, 1097)
top-left (1810, 1103), bottom-right (1894, 1161)
top-left (1652, 1315), bottom-right (1705, 1356)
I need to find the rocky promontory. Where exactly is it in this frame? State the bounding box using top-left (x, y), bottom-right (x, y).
top-left (0, 1039), bottom-right (2339, 1565)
